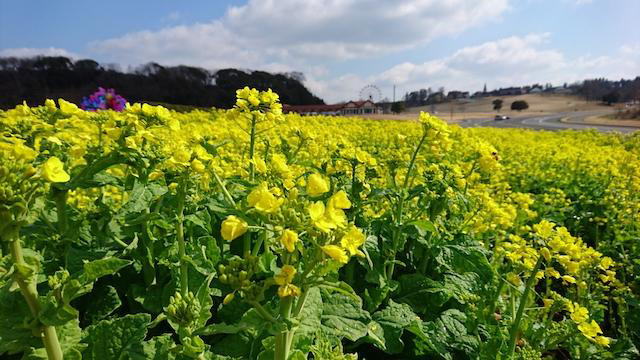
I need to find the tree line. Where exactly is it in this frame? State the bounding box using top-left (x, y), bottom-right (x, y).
top-left (578, 77), bottom-right (640, 104)
top-left (0, 56), bottom-right (325, 109)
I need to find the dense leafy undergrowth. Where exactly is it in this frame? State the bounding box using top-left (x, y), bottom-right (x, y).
top-left (1, 89), bottom-right (639, 359)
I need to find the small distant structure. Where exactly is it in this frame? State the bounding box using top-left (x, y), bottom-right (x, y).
top-left (496, 87), bottom-right (523, 96)
top-left (549, 86), bottom-right (573, 95)
top-left (427, 92), bottom-right (446, 103)
top-left (284, 100), bottom-right (382, 116)
top-left (446, 91), bottom-right (470, 100)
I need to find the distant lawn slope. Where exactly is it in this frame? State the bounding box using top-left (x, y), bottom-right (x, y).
top-left (406, 94), bottom-right (608, 117)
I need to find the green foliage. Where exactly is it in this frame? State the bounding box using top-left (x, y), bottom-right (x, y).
top-left (510, 100), bottom-right (529, 111)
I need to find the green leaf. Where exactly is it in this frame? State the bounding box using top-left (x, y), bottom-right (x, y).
top-left (0, 283), bottom-right (41, 354)
top-left (23, 319), bottom-right (87, 360)
top-left (296, 287), bottom-right (323, 337)
top-left (210, 333), bottom-right (254, 358)
top-left (82, 314), bottom-right (151, 360)
top-left (396, 274), bottom-right (452, 314)
top-left (127, 334), bottom-right (176, 360)
top-left (129, 282), bottom-right (172, 314)
top-left (320, 291), bottom-right (370, 342)
top-left (194, 276), bottom-right (214, 329)
top-left (198, 322), bottom-right (253, 336)
top-left (369, 300), bottom-right (422, 354)
top-left (421, 309), bottom-right (478, 356)
top-left (407, 220), bottom-right (436, 235)
top-left (435, 245), bottom-right (493, 283)
top-left (120, 181), bottom-right (167, 215)
top-left (39, 296), bottom-right (78, 326)
top-left (85, 285), bottom-right (121, 323)
top-left (81, 257), bottom-right (131, 283)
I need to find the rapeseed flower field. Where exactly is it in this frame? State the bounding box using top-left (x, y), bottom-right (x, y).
top-left (1, 88), bottom-right (639, 359)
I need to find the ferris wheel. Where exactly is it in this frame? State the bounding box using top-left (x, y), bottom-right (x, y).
top-left (359, 84), bottom-right (382, 103)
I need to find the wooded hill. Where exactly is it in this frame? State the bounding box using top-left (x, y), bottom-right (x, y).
top-left (0, 56), bottom-right (325, 109)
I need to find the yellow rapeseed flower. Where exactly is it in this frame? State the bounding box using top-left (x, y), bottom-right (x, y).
top-left (274, 265), bottom-right (297, 286)
top-left (42, 157), bottom-right (70, 183)
top-left (247, 182), bottom-right (283, 214)
top-left (321, 245), bottom-right (349, 264)
top-left (278, 284), bottom-right (301, 298)
top-left (280, 229), bottom-right (299, 253)
top-left (308, 201), bottom-right (336, 232)
top-left (577, 320), bottom-right (602, 340)
top-left (307, 173), bottom-right (330, 197)
top-left (340, 226), bottom-right (365, 257)
top-left (221, 215), bottom-right (248, 241)
top-left (253, 156), bottom-right (267, 174)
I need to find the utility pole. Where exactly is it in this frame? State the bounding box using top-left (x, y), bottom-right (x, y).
top-left (393, 85), bottom-right (396, 103)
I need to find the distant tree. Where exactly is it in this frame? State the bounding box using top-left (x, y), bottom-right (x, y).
top-left (492, 99), bottom-right (503, 112)
top-left (418, 88), bottom-right (428, 104)
top-left (391, 101), bottom-right (405, 113)
top-left (511, 100), bottom-right (529, 111)
top-left (0, 56), bottom-right (325, 109)
top-left (602, 91), bottom-right (620, 105)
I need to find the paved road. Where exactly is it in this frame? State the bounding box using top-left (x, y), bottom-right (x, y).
top-left (458, 111), bottom-right (639, 133)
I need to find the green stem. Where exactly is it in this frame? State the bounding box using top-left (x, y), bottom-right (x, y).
top-left (248, 301), bottom-right (277, 323)
top-left (292, 289), bottom-right (310, 318)
top-left (251, 231), bottom-right (265, 256)
top-left (350, 161), bottom-right (358, 221)
top-left (486, 278), bottom-right (505, 322)
top-left (386, 197), bottom-right (405, 280)
top-left (403, 132), bottom-right (428, 190)
top-left (8, 231), bottom-right (63, 360)
top-left (243, 233), bottom-right (251, 259)
top-left (176, 180), bottom-right (188, 295)
top-left (53, 188), bottom-right (68, 235)
top-left (386, 131), bottom-right (428, 280)
top-left (275, 296), bottom-right (294, 360)
top-left (507, 256), bottom-right (544, 358)
top-left (211, 167), bottom-right (236, 207)
top-left (248, 115), bottom-right (257, 181)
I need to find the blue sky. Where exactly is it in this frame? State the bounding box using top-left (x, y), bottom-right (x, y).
top-left (1, 0), bottom-right (638, 102)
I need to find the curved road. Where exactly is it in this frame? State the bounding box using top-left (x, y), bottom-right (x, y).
top-left (458, 111), bottom-right (639, 133)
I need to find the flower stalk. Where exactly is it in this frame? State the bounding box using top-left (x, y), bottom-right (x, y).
top-left (507, 255), bottom-right (544, 358)
top-left (7, 229), bottom-right (63, 360)
top-left (176, 179), bottom-right (188, 295)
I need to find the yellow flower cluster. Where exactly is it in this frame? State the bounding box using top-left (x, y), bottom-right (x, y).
top-left (566, 301), bottom-right (610, 346)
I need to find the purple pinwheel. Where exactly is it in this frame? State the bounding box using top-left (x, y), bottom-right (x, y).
top-left (81, 87), bottom-right (127, 112)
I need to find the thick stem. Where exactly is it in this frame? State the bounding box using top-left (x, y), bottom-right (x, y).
top-left (53, 188), bottom-right (68, 235)
top-left (248, 301), bottom-right (277, 323)
top-left (387, 132), bottom-right (428, 280)
top-left (243, 233), bottom-right (251, 259)
top-left (248, 115), bottom-right (257, 181)
top-left (507, 256), bottom-right (544, 358)
top-left (9, 233), bottom-right (63, 360)
top-left (274, 297), bottom-right (294, 360)
top-left (177, 180), bottom-right (188, 295)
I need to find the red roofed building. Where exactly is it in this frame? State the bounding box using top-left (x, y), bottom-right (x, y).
top-left (284, 100), bottom-right (381, 116)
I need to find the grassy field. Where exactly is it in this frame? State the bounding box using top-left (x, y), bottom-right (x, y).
top-left (404, 93), bottom-right (608, 121)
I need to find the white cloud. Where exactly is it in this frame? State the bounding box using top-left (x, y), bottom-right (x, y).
top-left (89, 0), bottom-right (508, 69)
top-left (571, 0), bottom-right (593, 5)
top-left (354, 33), bottom-right (639, 103)
top-left (0, 47), bottom-right (79, 59)
top-left (620, 43), bottom-right (640, 56)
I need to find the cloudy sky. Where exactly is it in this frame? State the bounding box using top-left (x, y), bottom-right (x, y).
top-left (1, 0), bottom-right (638, 103)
